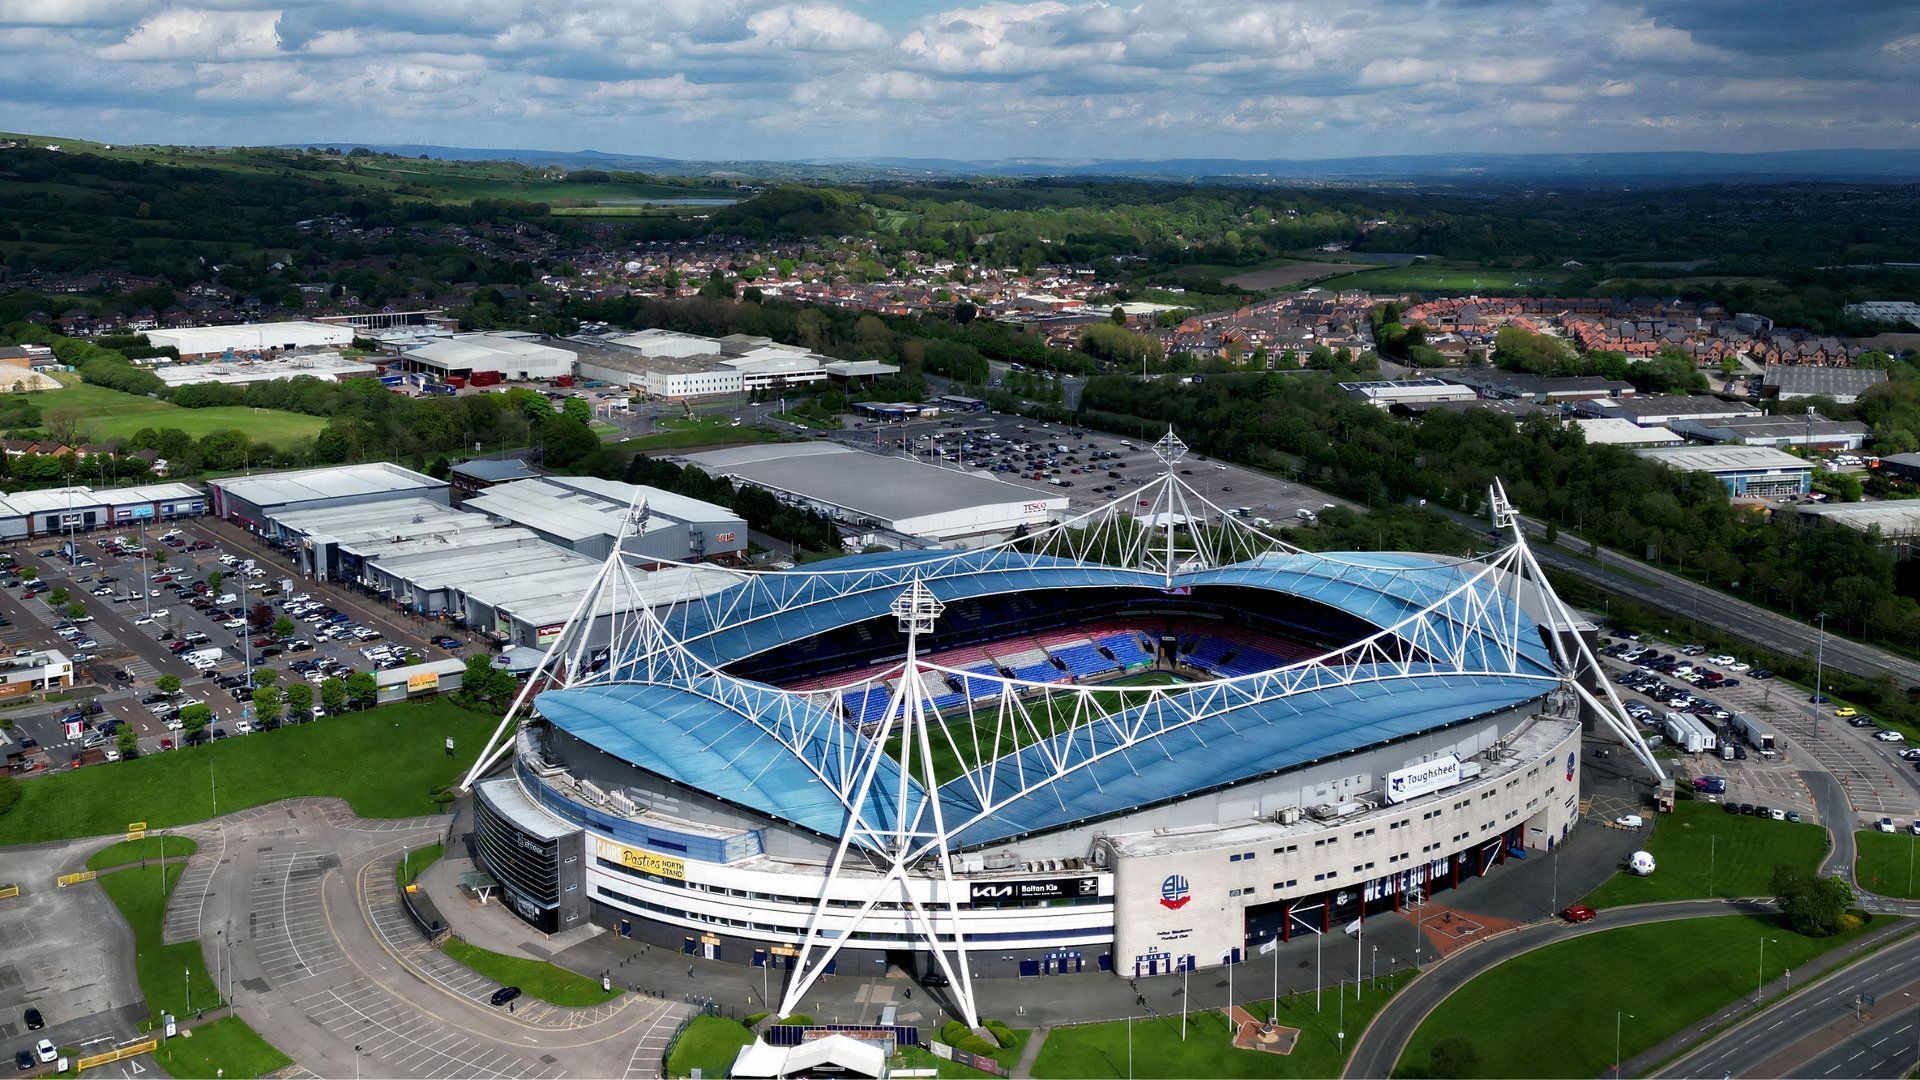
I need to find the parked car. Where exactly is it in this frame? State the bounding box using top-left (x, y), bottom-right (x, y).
top-left (489, 986), bottom-right (522, 1007)
top-left (1561, 905), bottom-right (1596, 923)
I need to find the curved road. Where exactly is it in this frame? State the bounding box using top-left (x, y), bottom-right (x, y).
top-left (1341, 899), bottom-right (1773, 1079)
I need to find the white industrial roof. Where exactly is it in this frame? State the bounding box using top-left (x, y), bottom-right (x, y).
top-left (494, 563), bottom-right (738, 628)
top-left (463, 477), bottom-right (739, 542)
top-left (0, 482), bottom-right (203, 517)
top-left (211, 463), bottom-right (445, 509)
top-left (1799, 501), bottom-right (1920, 538)
top-left (375, 538), bottom-right (581, 591)
top-left (1569, 418), bottom-right (1685, 447)
top-left (153, 352), bottom-right (378, 387)
top-left (403, 333), bottom-right (575, 371)
top-left (145, 321), bottom-right (355, 355)
top-left (680, 442), bottom-right (1064, 526)
top-left (1633, 445), bottom-right (1811, 472)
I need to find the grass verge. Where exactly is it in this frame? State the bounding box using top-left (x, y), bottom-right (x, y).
top-left (151, 1016), bottom-right (292, 1080)
top-left (1581, 799), bottom-right (1828, 907)
top-left (87, 835), bottom-right (200, 872)
top-left (1395, 914), bottom-right (1873, 1078)
top-left (609, 416), bottom-right (783, 453)
top-left (895, 1027), bottom-right (1030, 1077)
top-left (0, 699), bottom-right (495, 845)
top-left (1854, 829), bottom-right (1920, 900)
top-left (439, 937), bottom-right (621, 1007)
top-left (96, 861), bottom-right (292, 1077)
top-left (397, 842), bottom-right (444, 889)
top-left (666, 1015), bottom-right (755, 1078)
top-left (1035, 971), bottom-right (1411, 1078)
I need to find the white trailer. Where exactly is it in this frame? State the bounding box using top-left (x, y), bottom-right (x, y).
top-left (1730, 712), bottom-right (1778, 752)
top-left (1662, 711), bottom-right (1716, 754)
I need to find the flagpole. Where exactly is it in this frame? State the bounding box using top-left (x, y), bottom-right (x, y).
top-left (1181, 961), bottom-right (1189, 1041)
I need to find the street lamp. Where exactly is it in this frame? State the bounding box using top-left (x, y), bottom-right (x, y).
top-left (1813, 611), bottom-right (1828, 732)
top-left (1287, 907), bottom-right (1323, 1012)
top-left (1615, 1011), bottom-right (1634, 1077)
top-left (1757, 937), bottom-right (1778, 1005)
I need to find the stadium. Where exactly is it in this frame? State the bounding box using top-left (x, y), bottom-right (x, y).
top-left (459, 435), bottom-right (1657, 1026)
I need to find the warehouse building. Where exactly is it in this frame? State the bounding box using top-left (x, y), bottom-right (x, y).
top-left (448, 458), bottom-right (543, 505)
top-left (1568, 418), bottom-right (1685, 448)
top-left (399, 332), bottom-right (576, 382)
top-left (1764, 364), bottom-right (1890, 404)
top-left (461, 476), bottom-right (745, 563)
top-left (1633, 445), bottom-right (1812, 498)
top-left (207, 463), bottom-right (447, 531)
top-left (1797, 502), bottom-right (1920, 556)
top-left (152, 352), bottom-right (380, 388)
top-left (373, 658), bottom-right (468, 705)
top-left (680, 442), bottom-right (1067, 547)
top-left (0, 482), bottom-right (206, 540)
top-left (262, 497), bottom-right (504, 583)
top-left (145, 321), bottom-right (357, 360)
top-left (1572, 395), bottom-right (1762, 428)
top-left (1876, 452), bottom-right (1920, 485)
top-left (1340, 379), bottom-right (1479, 409)
top-left (1669, 414), bottom-right (1871, 451)
top-left (576, 330), bottom-right (866, 399)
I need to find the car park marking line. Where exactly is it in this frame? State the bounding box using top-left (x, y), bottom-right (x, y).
top-left (161, 823), bottom-right (227, 945)
top-left (293, 981), bottom-right (560, 1079)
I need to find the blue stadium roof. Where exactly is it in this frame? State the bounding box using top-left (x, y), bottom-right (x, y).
top-left (668, 548), bottom-right (1545, 671)
top-left (536, 681), bottom-right (925, 840)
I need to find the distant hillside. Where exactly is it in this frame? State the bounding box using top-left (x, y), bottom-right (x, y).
top-left (292, 143), bottom-right (1920, 184)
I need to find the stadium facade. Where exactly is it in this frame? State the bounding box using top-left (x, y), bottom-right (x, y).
top-left (461, 435), bottom-right (1658, 1025)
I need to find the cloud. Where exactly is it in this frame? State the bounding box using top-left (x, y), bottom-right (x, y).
top-left (0, 0), bottom-right (1909, 161)
top-left (97, 8), bottom-right (281, 61)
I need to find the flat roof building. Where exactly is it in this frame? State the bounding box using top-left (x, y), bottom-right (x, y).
top-left (1669, 414), bottom-right (1871, 451)
top-left (577, 331), bottom-right (835, 400)
top-left (681, 442), bottom-right (1067, 546)
top-left (1764, 364), bottom-right (1890, 404)
top-left (0, 482), bottom-right (206, 540)
top-left (448, 458), bottom-right (543, 506)
top-left (207, 463), bottom-right (447, 530)
top-left (0, 648), bottom-right (72, 700)
top-left (1797, 501), bottom-right (1920, 555)
top-left (1438, 371), bottom-right (1636, 404)
top-left (400, 332), bottom-right (575, 382)
top-left (1569, 417), bottom-right (1685, 448)
top-left (1572, 395), bottom-right (1762, 427)
top-left (152, 352), bottom-right (379, 388)
top-left (462, 476), bottom-right (746, 563)
top-left (146, 321), bottom-right (356, 360)
top-left (1633, 445), bottom-right (1812, 499)
top-left (1340, 379), bottom-right (1479, 409)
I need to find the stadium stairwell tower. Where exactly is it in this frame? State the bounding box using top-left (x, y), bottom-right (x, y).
top-left (457, 434), bottom-right (1664, 998)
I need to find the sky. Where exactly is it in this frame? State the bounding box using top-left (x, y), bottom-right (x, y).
top-left (1, 0), bottom-right (1916, 162)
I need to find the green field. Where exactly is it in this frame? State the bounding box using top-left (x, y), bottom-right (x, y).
top-left (1396, 915), bottom-right (1872, 1078)
top-left (87, 834), bottom-right (199, 872)
top-left (1581, 800), bottom-right (1829, 907)
top-left (666, 1016), bottom-right (756, 1078)
top-left (609, 416), bottom-right (784, 453)
top-left (887, 670), bottom-right (1190, 783)
top-left (1321, 265), bottom-right (1568, 294)
top-left (440, 936), bottom-right (621, 1007)
top-left (1035, 971), bottom-right (1411, 1078)
top-left (896, 1027), bottom-right (1031, 1077)
top-left (1854, 829), bottom-right (1920, 899)
top-left (0, 699), bottom-right (494, 845)
top-left (39, 379), bottom-right (329, 447)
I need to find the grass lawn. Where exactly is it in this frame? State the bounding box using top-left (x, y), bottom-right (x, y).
top-left (1320, 265), bottom-right (1568, 294)
top-left (1854, 829), bottom-right (1920, 899)
top-left (440, 936), bottom-right (621, 1007)
top-left (97, 861), bottom-right (220, 1022)
top-left (87, 834), bottom-right (199, 872)
top-left (666, 1015), bottom-right (756, 1078)
top-left (151, 1016), bottom-right (292, 1080)
top-left (397, 842), bottom-right (444, 889)
top-left (39, 378), bottom-right (329, 447)
top-left (608, 415), bottom-right (785, 454)
top-left (0, 699), bottom-right (496, 845)
top-left (1581, 799), bottom-right (1828, 907)
top-left (1396, 914), bottom-right (1874, 1078)
top-left (896, 1027), bottom-right (1031, 1077)
top-left (769, 410), bottom-right (839, 430)
top-left (1036, 971), bottom-right (1412, 1078)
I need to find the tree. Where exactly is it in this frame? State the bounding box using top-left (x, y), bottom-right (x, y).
top-left (320, 676), bottom-right (348, 716)
top-left (561, 396), bottom-right (592, 426)
top-left (48, 587), bottom-right (68, 606)
top-left (115, 727), bottom-right (139, 760)
top-left (206, 570), bottom-right (224, 593)
top-left (345, 671), bottom-right (377, 710)
top-left (156, 674), bottom-right (181, 695)
top-left (252, 667), bottom-right (279, 688)
top-left (248, 601), bottom-right (274, 631)
top-left (1429, 1036), bottom-right (1481, 1079)
top-left (17, 568), bottom-right (34, 582)
top-left (285, 681), bottom-right (313, 721)
top-left (180, 703), bottom-right (212, 742)
top-left (271, 615), bottom-right (297, 639)
top-left (1771, 866), bottom-right (1853, 937)
top-left (65, 602), bottom-right (87, 620)
top-left (44, 405), bottom-right (86, 445)
top-left (251, 685), bottom-right (283, 729)
top-left (953, 301), bottom-right (977, 325)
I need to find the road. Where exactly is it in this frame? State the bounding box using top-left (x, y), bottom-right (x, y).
top-left (1433, 501), bottom-right (1920, 689)
top-left (1664, 927), bottom-right (1920, 1078)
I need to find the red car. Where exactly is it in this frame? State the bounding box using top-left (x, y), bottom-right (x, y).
top-left (1562, 905), bottom-right (1597, 923)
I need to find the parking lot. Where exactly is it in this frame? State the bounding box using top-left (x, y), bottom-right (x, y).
top-left (841, 409), bottom-right (1354, 524)
top-left (0, 515), bottom-right (475, 770)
